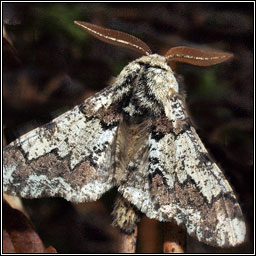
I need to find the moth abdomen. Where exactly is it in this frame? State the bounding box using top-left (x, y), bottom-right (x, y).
top-left (112, 194), bottom-right (142, 234)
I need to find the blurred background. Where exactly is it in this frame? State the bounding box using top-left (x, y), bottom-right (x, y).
top-left (2, 2), bottom-right (253, 253)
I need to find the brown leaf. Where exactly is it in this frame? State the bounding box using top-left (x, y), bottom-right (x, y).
top-left (3, 200), bottom-right (57, 253)
top-left (45, 246), bottom-right (58, 253)
top-left (3, 229), bottom-right (15, 253)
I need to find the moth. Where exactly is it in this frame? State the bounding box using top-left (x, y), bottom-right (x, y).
top-left (3, 21), bottom-right (246, 248)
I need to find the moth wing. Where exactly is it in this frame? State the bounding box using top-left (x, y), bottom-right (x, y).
top-left (3, 85), bottom-right (121, 202)
top-left (119, 116), bottom-right (245, 248)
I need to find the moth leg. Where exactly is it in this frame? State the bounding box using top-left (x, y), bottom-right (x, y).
top-left (111, 193), bottom-right (142, 234)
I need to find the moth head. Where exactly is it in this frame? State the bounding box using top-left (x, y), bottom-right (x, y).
top-left (74, 21), bottom-right (233, 67)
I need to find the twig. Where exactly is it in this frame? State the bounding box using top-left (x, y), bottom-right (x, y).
top-left (163, 222), bottom-right (186, 253)
top-left (139, 217), bottom-right (159, 253)
top-left (119, 226), bottom-right (138, 253)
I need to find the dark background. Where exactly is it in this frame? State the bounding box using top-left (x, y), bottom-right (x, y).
top-left (2, 2), bottom-right (253, 253)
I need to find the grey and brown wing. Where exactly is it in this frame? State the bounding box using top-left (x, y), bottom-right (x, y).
top-left (3, 84), bottom-right (122, 203)
top-left (119, 114), bottom-right (246, 247)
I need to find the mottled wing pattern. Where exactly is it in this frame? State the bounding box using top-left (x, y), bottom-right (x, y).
top-left (3, 62), bottom-right (141, 202)
top-left (119, 95), bottom-right (246, 247)
top-left (3, 91), bottom-right (117, 202)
